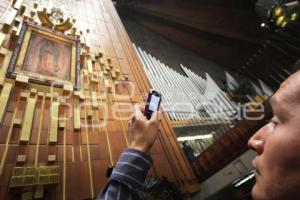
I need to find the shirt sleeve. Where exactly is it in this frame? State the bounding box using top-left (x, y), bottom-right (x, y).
top-left (96, 148), bottom-right (152, 200)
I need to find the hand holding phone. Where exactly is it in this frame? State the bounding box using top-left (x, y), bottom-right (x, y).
top-left (144, 89), bottom-right (162, 120)
top-left (128, 105), bottom-right (160, 153)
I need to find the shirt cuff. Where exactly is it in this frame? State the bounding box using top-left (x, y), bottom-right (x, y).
top-left (110, 148), bottom-right (152, 189)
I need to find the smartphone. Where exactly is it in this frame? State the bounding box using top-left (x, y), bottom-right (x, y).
top-left (145, 89), bottom-right (162, 120)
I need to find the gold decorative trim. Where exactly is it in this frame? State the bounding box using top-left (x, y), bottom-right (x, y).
top-left (0, 48), bottom-right (12, 85)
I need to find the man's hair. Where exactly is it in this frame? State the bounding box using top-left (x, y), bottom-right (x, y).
top-left (292, 59), bottom-right (300, 73)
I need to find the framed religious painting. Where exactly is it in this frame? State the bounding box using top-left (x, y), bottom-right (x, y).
top-left (7, 22), bottom-right (80, 89)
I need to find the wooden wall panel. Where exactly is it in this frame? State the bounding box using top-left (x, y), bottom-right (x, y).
top-left (0, 0), bottom-right (200, 199)
top-left (0, 164), bottom-right (12, 200)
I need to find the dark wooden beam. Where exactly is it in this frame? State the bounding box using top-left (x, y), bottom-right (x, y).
top-left (125, 1), bottom-right (265, 45)
top-left (117, 0), bottom-right (270, 71)
top-left (119, 8), bottom-right (260, 70)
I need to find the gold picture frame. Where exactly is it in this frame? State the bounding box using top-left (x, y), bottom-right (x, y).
top-left (7, 22), bottom-right (80, 89)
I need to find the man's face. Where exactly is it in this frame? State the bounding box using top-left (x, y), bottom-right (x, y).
top-left (248, 74), bottom-right (300, 200)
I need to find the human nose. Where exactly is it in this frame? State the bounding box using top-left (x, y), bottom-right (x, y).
top-left (248, 124), bottom-right (268, 154)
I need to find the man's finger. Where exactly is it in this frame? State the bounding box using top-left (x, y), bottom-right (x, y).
top-left (158, 110), bottom-right (162, 121)
top-left (149, 110), bottom-right (161, 123)
top-left (133, 104), bottom-right (144, 119)
top-left (129, 114), bottom-right (134, 124)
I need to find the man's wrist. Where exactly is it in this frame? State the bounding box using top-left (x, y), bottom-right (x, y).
top-left (128, 144), bottom-right (150, 154)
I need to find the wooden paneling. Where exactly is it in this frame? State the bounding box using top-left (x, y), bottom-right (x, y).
top-left (19, 95), bottom-right (36, 143)
top-left (0, 82), bottom-right (13, 123)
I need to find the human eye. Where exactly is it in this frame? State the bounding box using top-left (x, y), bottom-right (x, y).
top-left (270, 117), bottom-right (279, 126)
top-left (264, 116), bottom-right (279, 127)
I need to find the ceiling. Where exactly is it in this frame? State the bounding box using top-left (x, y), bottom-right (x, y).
top-left (115, 0), bottom-right (271, 72)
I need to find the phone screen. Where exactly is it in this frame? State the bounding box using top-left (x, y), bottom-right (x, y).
top-left (149, 95), bottom-right (160, 112)
top-left (145, 90), bottom-right (161, 119)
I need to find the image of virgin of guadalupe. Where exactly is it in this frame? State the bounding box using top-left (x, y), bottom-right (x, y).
top-left (23, 33), bottom-right (71, 80)
top-left (36, 40), bottom-right (61, 77)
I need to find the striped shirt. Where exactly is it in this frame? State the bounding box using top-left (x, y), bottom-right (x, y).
top-left (97, 148), bottom-right (152, 200)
